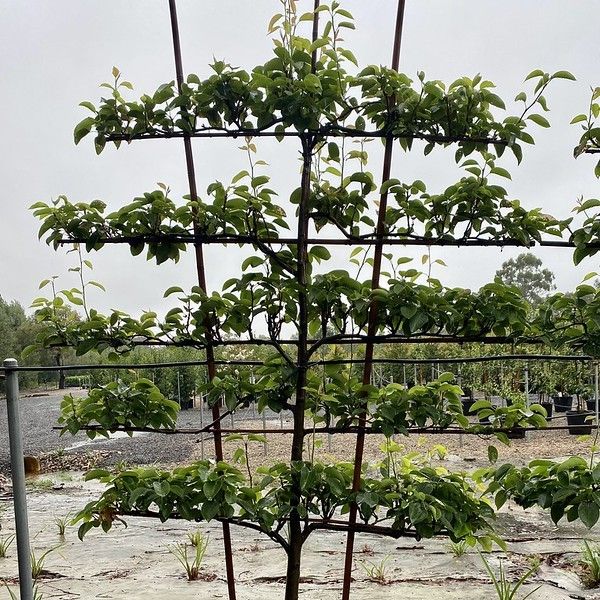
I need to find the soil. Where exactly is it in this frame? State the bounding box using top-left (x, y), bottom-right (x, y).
top-left (2, 389), bottom-right (600, 598)
top-left (1, 474), bottom-right (600, 599)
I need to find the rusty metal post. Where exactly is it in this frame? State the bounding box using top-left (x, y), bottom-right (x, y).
top-left (167, 2), bottom-right (237, 597)
top-left (341, 2), bottom-right (406, 598)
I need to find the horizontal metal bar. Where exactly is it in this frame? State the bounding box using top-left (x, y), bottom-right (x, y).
top-left (105, 127), bottom-right (506, 145)
top-left (57, 235), bottom-right (596, 249)
top-left (1, 353), bottom-right (591, 374)
top-left (50, 423), bottom-right (590, 436)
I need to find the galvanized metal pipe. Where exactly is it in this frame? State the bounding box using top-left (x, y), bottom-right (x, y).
top-left (595, 361), bottom-right (599, 423)
top-left (4, 358), bottom-right (33, 600)
top-left (524, 364), bottom-right (530, 406)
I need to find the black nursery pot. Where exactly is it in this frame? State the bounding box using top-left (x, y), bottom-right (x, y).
top-left (540, 401), bottom-right (553, 418)
top-left (506, 428), bottom-right (526, 440)
top-left (461, 397), bottom-right (476, 415)
top-left (553, 395), bottom-right (573, 413)
top-left (586, 398), bottom-right (598, 413)
top-left (566, 410), bottom-right (593, 435)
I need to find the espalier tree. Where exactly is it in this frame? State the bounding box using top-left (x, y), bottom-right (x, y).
top-left (27, 1), bottom-right (600, 599)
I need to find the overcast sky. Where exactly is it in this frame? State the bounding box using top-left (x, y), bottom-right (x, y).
top-left (1, 1), bottom-right (599, 319)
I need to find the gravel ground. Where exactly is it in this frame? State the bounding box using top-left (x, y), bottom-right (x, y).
top-left (0, 388), bottom-right (595, 475)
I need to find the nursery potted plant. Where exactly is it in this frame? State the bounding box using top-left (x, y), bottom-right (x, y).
top-left (552, 383), bottom-right (573, 413)
top-left (460, 385), bottom-right (476, 415)
top-left (472, 399), bottom-right (548, 440)
top-left (532, 367), bottom-right (555, 418)
top-left (566, 384), bottom-right (595, 435)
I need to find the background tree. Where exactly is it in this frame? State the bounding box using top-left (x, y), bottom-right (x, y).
top-left (495, 252), bottom-right (555, 305)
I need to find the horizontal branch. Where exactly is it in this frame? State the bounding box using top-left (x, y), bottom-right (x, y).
top-left (117, 508), bottom-right (432, 543)
top-left (105, 126), bottom-right (506, 146)
top-left (1, 353), bottom-right (590, 375)
top-left (52, 423), bottom-right (580, 437)
top-left (319, 354), bottom-right (591, 366)
top-left (56, 234), bottom-right (598, 250)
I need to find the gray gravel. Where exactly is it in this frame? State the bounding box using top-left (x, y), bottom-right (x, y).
top-left (0, 388), bottom-right (276, 473)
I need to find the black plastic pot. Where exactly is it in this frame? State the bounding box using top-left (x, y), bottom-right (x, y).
top-left (566, 410), bottom-right (593, 435)
top-left (586, 398), bottom-right (598, 413)
top-left (540, 401), bottom-right (553, 419)
top-left (553, 395), bottom-right (573, 413)
top-left (461, 397), bottom-right (476, 415)
top-left (506, 428), bottom-right (526, 440)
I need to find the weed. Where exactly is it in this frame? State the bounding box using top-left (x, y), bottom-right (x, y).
top-left (0, 535), bottom-right (15, 558)
top-left (187, 529), bottom-right (204, 547)
top-left (54, 512), bottom-right (72, 537)
top-left (360, 555), bottom-right (391, 584)
top-left (113, 460), bottom-right (130, 472)
top-left (448, 540), bottom-right (469, 558)
top-left (169, 535), bottom-right (209, 581)
top-left (525, 554), bottom-right (542, 574)
top-left (480, 553), bottom-right (540, 599)
top-left (581, 540), bottom-right (600, 587)
top-left (27, 479), bottom-right (54, 492)
top-left (31, 545), bottom-right (61, 580)
top-left (360, 544), bottom-right (375, 555)
top-left (4, 581), bottom-right (44, 599)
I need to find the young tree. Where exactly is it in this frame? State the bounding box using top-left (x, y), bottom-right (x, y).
top-left (27, 2), bottom-right (600, 600)
top-left (495, 252), bottom-right (555, 305)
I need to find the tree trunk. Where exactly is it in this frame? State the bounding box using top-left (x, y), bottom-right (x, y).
top-left (55, 351), bottom-right (65, 389)
top-left (284, 517), bottom-right (303, 600)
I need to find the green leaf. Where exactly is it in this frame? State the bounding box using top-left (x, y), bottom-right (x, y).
top-left (153, 480), bottom-right (171, 498)
top-left (487, 445), bottom-right (498, 464)
top-left (327, 142), bottom-right (340, 161)
top-left (490, 166), bottom-right (512, 180)
top-left (74, 117), bottom-right (95, 145)
top-left (163, 286), bottom-right (184, 297)
top-left (241, 256), bottom-right (264, 270)
top-left (579, 502), bottom-right (599, 528)
top-left (527, 113), bottom-right (551, 128)
top-left (552, 70), bottom-right (576, 81)
top-left (571, 114), bottom-right (587, 125)
top-left (309, 246), bottom-right (331, 261)
top-left (524, 69), bottom-right (545, 81)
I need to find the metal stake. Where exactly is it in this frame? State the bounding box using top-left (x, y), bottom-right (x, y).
top-left (199, 394), bottom-right (205, 460)
top-left (4, 359), bottom-right (33, 600)
top-left (524, 363), bottom-right (530, 407)
top-left (262, 409), bottom-right (268, 457)
top-left (595, 361), bottom-right (599, 425)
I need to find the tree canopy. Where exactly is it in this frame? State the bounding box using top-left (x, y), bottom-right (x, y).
top-left (495, 252), bottom-right (555, 305)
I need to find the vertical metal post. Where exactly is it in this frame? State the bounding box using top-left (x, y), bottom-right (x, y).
top-left (457, 365), bottom-right (463, 449)
top-left (403, 364), bottom-right (406, 387)
top-left (262, 409), bottom-right (268, 457)
top-left (524, 363), bottom-right (530, 407)
top-left (4, 359), bottom-right (33, 600)
top-left (177, 372), bottom-right (181, 406)
top-left (595, 361), bottom-right (599, 424)
top-left (199, 394), bottom-right (205, 461)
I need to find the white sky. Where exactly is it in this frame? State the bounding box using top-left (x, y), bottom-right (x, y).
top-left (1, 1), bottom-right (599, 318)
